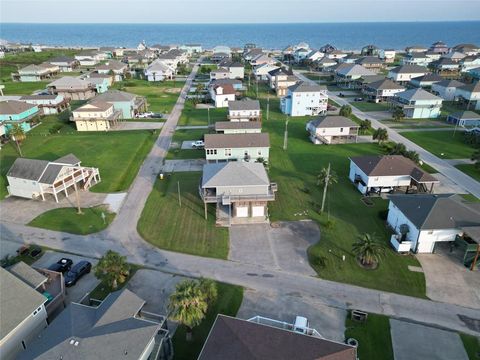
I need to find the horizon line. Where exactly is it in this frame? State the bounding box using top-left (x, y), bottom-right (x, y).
top-left (2, 20), bottom-right (480, 25)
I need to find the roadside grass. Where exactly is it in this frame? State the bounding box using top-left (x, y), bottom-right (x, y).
top-left (461, 193), bottom-right (480, 202)
top-left (402, 130), bottom-right (476, 159)
top-left (137, 172), bottom-right (229, 259)
top-left (420, 162), bottom-right (438, 174)
top-left (28, 205), bottom-right (115, 235)
top-left (262, 95), bottom-right (426, 298)
top-left (167, 129), bottom-right (209, 160)
top-left (178, 101), bottom-right (228, 126)
top-left (351, 101), bottom-right (391, 112)
top-left (0, 114), bottom-right (156, 198)
top-left (345, 312), bottom-right (394, 360)
top-left (455, 164), bottom-right (480, 182)
top-left (460, 333), bottom-right (480, 360)
top-left (89, 264), bottom-right (142, 301)
top-left (172, 282), bottom-right (243, 360)
top-left (0, 245), bottom-right (48, 267)
top-left (2, 81), bottom-right (49, 95)
top-left (112, 79), bottom-right (185, 114)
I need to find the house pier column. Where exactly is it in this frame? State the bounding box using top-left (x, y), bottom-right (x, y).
top-left (53, 190), bottom-right (59, 203)
top-left (62, 178), bottom-right (68, 197)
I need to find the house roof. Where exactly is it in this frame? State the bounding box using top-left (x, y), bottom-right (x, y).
top-left (267, 67), bottom-right (293, 77)
top-left (288, 81), bottom-right (326, 93)
top-left (390, 64), bottom-right (428, 74)
top-left (356, 56), bottom-right (383, 65)
top-left (396, 88), bottom-right (442, 101)
top-left (433, 79), bottom-right (464, 88)
top-left (74, 100), bottom-right (113, 113)
top-left (211, 79), bottom-right (242, 87)
top-left (309, 115), bottom-right (358, 129)
top-left (0, 267), bottom-right (47, 340)
top-left (388, 194), bottom-right (480, 230)
top-left (96, 60), bottom-right (127, 71)
top-left (205, 133), bottom-right (269, 149)
top-left (55, 153), bottom-right (81, 165)
top-left (215, 121), bottom-right (262, 131)
top-left (18, 289), bottom-right (161, 360)
top-left (458, 82), bottom-right (480, 93)
top-left (211, 67), bottom-right (229, 74)
top-left (95, 89), bottom-right (136, 102)
top-left (48, 76), bottom-right (93, 90)
top-left (350, 155), bottom-right (438, 183)
top-left (448, 111), bottom-right (480, 120)
top-left (202, 162), bottom-right (270, 188)
top-left (213, 84), bottom-right (236, 95)
top-left (19, 63), bottom-right (53, 73)
top-left (0, 100), bottom-right (37, 115)
top-left (407, 52), bottom-right (428, 59)
top-left (228, 99), bottom-right (260, 111)
top-left (146, 60), bottom-right (174, 72)
top-left (9, 261), bottom-right (47, 289)
top-left (366, 78), bottom-right (404, 90)
top-left (20, 94), bottom-right (59, 101)
top-left (198, 315), bottom-right (356, 360)
top-left (411, 73), bottom-right (444, 83)
top-left (336, 64), bottom-right (376, 77)
top-left (49, 56), bottom-right (76, 64)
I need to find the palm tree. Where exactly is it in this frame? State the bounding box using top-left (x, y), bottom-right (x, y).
top-left (317, 163), bottom-right (338, 213)
top-left (373, 128), bottom-right (388, 143)
top-left (9, 123), bottom-right (26, 157)
top-left (339, 105), bottom-right (352, 117)
top-left (168, 280), bottom-right (208, 341)
top-left (94, 250), bottom-right (130, 290)
top-left (352, 233), bottom-right (386, 267)
top-left (359, 120), bottom-right (371, 134)
top-left (392, 108), bottom-right (405, 122)
top-left (198, 278), bottom-right (218, 304)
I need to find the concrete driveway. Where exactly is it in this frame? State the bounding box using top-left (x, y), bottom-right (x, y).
top-left (390, 319), bottom-right (469, 360)
top-left (237, 289), bottom-right (347, 342)
top-left (162, 159), bottom-right (205, 172)
top-left (33, 251), bottom-right (99, 305)
top-left (229, 221), bottom-right (319, 276)
top-left (417, 243), bottom-right (480, 309)
top-left (114, 121), bottom-right (164, 131)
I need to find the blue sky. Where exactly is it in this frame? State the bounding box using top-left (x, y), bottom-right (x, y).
top-left (1, 0), bottom-right (480, 23)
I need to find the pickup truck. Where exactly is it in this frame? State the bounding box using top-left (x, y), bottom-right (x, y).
top-left (192, 140), bottom-right (205, 149)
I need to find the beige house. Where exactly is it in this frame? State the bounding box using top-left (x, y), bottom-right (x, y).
top-left (6, 153), bottom-right (100, 202)
top-left (47, 76), bottom-right (97, 100)
top-left (306, 116), bottom-right (359, 144)
top-left (71, 101), bottom-right (121, 131)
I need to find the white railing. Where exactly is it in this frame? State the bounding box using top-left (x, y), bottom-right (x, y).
top-left (247, 316), bottom-right (323, 338)
top-left (390, 234), bottom-right (412, 253)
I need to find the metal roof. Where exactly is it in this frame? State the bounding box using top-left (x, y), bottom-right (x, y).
top-left (202, 162), bottom-right (270, 188)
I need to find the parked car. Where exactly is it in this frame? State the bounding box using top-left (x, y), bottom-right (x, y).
top-left (136, 112), bottom-right (154, 118)
top-left (64, 260), bottom-right (92, 287)
top-left (338, 93), bottom-right (345, 98)
top-left (192, 140), bottom-right (205, 149)
top-left (354, 97), bottom-right (364, 101)
top-left (150, 113), bottom-right (163, 118)
top-left (29, 245), bottom-right (42, 258)
top-left (48, 258), bottom-right (73, 273)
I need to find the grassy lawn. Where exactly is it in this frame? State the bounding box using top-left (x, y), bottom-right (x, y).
top-left (28, 205), bottom-right (115, 235)
top-left (2, 81), bottom-right (49, 95)
top-left (0, 114), bottom-right (156, 198)
top-left (178, 101), bottom-right (228, 126)
top-left (167, 129), bottom-right (209, 160)
top-left (137, 172), bottom-right (229, 259)
top-left (112, 79), bottom-right (184, 114)
top-left (261, 95), bottom-right (426, 297)
top-left (351, 101), bottom-right (391, 112)
top-left (402, 130), bottom-right (476, 159)
top-left (460, 333), bottom-right (480, 360)
top-left (345, 312), bottom-right (394, 360)
top-left (172, 282), bottom-right (243, 360)
top-left (455, 164), bottom-right (480, 182)
top-left (89, 264), bottom-right (142, 301)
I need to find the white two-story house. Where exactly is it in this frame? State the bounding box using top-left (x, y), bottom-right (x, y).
top-left (228, 99), bottom-right (261, 122)
top-left (389, 88), bottom-right (443, 118)
top-left (362, 78), bottom-right (405, 103)
top-left (210, 84), bottom-right (236, 108)
top-left (306, 116), bottom-right (359, 144)
top-left (280, 82), bottom-right (328, 117)
top-left (387, 64), bottom-right (428, 84)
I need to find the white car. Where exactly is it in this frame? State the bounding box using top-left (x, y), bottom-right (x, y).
top-left (191, 140), bottom-right (204, 149)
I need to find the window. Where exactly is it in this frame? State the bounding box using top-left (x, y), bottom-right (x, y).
top-left (340, 128), bottom-right (344, 132)
top-left (225, 149), bottom-right (232, 156)
top-left (257, 150), bottom-right (262, 156)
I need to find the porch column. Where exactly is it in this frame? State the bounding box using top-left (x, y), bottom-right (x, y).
top-left (53, 190), bottom-right (59, 203)
top-left (62, 178), bottom-right (68, 197)
top-left (204, 202), bottom-right (208, 220)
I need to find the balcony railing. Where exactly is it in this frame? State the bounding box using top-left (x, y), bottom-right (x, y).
top-left (200, 183), bottom-right (277, 203)
top-left (247, 316), bottom-right (323, 338)
top-left (390, 234), bottom-right (412, 253)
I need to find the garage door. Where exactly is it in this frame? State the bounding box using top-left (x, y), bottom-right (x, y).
top-left (252, 205), bottom-right (264, 217)
top-left (236, 206), bottom-right (249, 217)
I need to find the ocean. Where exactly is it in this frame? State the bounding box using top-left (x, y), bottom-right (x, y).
top-left (1, 22), bottom-right (480, 50)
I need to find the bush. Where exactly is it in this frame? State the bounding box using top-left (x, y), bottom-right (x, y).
top-left (378, 209), bottom-right (388, 221)
top-left (324, 219), bottom-right (336, 230)
top-left (312, 255), bottom-right (328, 269)
top-left (49, 124), bottom-right (63, 134)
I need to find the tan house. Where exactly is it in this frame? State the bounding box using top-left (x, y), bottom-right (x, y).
top-left (6, 153), bottom-right (100, 202)
top-left (71, 101), bottom-right (121, 131)
top-left (306, 116), bottom-right (359, 144)
top-left (12, 63), bottom-right (59, 82)
top-left (47, 76), bottom-right (97, 100)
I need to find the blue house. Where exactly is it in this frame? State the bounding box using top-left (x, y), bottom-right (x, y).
top-left (0, 100), bottom-right (39, 133)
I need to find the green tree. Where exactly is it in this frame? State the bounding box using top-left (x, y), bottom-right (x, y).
top-left (393, 108), bottom-right (405, 122)
top-left (198, 278), bottom-right (218, 304)
top-left (94, 250), bottom-right (130, 290)
top-left (373, 128), bottom-right (388, 143)
top-left (352, 233), bottom-right (386, 266)
top-left (317, 163), bottom-right (338, 213)
top-left (472, 149), bottom-right (480, 169)
top-left (9, 123), bottom-right (26, 157)
top-left (339, 105), bottom-right (352, 117)
top-left (359, 119), bottom-right (371, 134)
top-left (168, 279), bottom-right (209, 341)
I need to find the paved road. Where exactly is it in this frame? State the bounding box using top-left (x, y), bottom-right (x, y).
top-left (294, 71), bottom-right (480, 199)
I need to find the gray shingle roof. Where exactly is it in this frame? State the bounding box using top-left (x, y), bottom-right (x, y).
top-left (396, 88), bottom-right (442, 101)
top-left (94, 90), bottom-right (136, 102)
top-left (0, 100), bottom-right (37, 115)
top-left (448, 111), bottom-right (480, 120)
top-left (0, 267), bottom-right (47, 340)
top-left (434, 79), bottom-right (464, 88)
top-left (309, 116), bottom-right (358, 129)
top-left (411, 74), bottom-right (444, 83)
top-left (388, 194), bottom-right (480, 230)
top-left (9, 261), bottom-right (47, 289)
top-left (198, 315), bottom-right (356, 360)
top-left (288, 81), bottom-right (326, 93)
top-left (459, 82), bottom-right (480, 93)
top-left (350, 155), bottom-right (438, 183)
top-left (7, 158), bottom-right (50, 181)
top-left (366, 78), bottom-right (405, 90)
top-left (205, 133), bottom-right (269, 149)
top-left (228, 99), bottom-right (260, 111)
top-left (202, 162), bottom-right (270, 188)
top-left (18, 289), bottom-right (161, 360)
top-left (215, 121), bottom-right (262, 131)
top-left (390, 64), bottom-right (428, 74)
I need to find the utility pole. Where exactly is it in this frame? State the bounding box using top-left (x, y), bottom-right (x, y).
top-left (73, 182), bottom-right (83, 214)
top-left (321, 163), bottom-right (331, 213)
top-left (283, 117), bottom-right (289, 150)
top-left (256, 78), bottom-right (258, 99)
top-left (12, 136), bottom-right (23, 157)
top-left (177, 181), bottom-right (182, 207)
top-left (266, 95), bottom-right (270, 121)
top-left (207, 107), bottom-right (210, 127)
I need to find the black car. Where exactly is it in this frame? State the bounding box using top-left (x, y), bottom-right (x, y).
top-left (64, 261), bottom-right (92, 287)
top-left (48, 258), bottom-right (73, 273)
